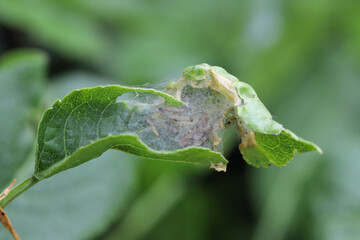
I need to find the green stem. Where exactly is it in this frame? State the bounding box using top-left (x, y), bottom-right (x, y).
top-left (0, 176), bottom-right (39, 208)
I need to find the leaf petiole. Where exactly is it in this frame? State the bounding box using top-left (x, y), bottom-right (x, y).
top-left (0, 176), bottom-right (39, 208)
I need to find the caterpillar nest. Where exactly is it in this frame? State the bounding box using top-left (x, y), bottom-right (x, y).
top-left (115, 85), bottom-right (234, 153)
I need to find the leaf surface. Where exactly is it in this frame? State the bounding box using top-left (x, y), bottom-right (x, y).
top-left (35, 85), bottom-right (228, 179)
top-left (241, 129), bottom-right (322, 167)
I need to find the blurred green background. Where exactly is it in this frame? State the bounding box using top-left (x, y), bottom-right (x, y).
top-left (0, 0), bottom-right (359, 239)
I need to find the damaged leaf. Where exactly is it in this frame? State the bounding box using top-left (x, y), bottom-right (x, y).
top-left (35, 63), bottom-right (321, 180)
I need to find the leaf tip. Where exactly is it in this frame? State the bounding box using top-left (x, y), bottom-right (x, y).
top-left (314, 144), bottom-right (323, 154)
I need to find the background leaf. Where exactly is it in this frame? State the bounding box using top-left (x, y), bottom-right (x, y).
top-left (0, 49), bottom-right (46, 190)
top-left (0, 150), bottom-right (138, 240)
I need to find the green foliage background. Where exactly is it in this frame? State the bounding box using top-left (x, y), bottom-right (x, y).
top-left (0, 0), bottom-right (359, 239)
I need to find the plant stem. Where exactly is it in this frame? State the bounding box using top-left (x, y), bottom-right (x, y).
top-left (0, 176), bottom-right (39, 208)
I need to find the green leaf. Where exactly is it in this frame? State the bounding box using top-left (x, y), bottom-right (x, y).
top-left (35, 85), bottom-right (228, 179)
top-left (31, 63), bottom-right (321, 184)
top-left (0, 49), bottom-right (46, 189)
top-left (240, 129), bottom-right (322, 167)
